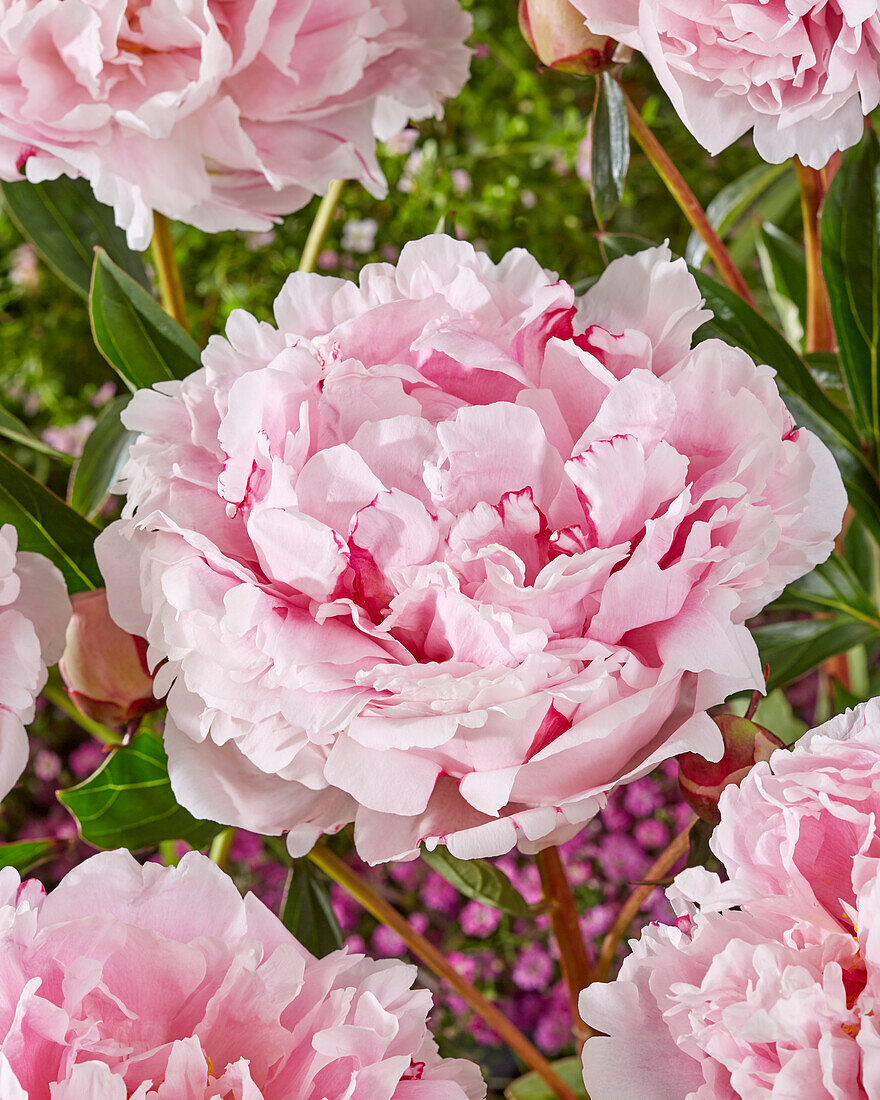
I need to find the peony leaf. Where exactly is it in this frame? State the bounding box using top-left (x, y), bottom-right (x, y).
top-left (69, 395), bottom-right (136, 519)
top-left (421, 846), bottom-right (532, 918)
top-left (685, 161), bottom-right (791, 269)
top-left (0, 838), bottom-right (62, 875)
top-left (1, 176), bottom-right (148, 298)
top-left (89, 248), bottom-right (201, 392)
top-left (504, 1057), bottom-right (588, 1099)
top-left (589, 72), bottom-right (629, 227)
top-left (280, 860), bottom-right (343, 958)
top-left (770, 552), bottom-right (880, 625)
top-left (0, 403), bottom-right (73, 464)
top-left (57, 730), bottom-right (219, 851)
top-left (754, 554), bottom-right (880, 691)
top-left (754, 616), bottom-right (879, 694)
top-left (691, 269), bottom-right (880, 547)
top-left (0, 450), bottom-right (101, 592)
top-left (820, 129), bottom-right (880, 449)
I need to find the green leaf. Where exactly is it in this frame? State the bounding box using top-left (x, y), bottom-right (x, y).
top-left (504, 1057), bottom-right (588, 1100)
top-left (0, 451), bottom-right (100, 592)
top-left (820, 130), bottom-right (880, 447)
top-left (685, 162), bottom-right (791, 269)
top-left (70, 395), bottom-right (135, 519)
top-left (1, 176), bottom-right (148, 298)
top-left (589, 72), bottom-right (629, 227)
top-left (754, 616), bottom-right (879, 693)
top-left (89, 248), bottom-right (201, 392)
top-left (756, 223), bottom-right (806, 347)
top-left (691, 269), bottom-right (880, 546)
top-left (753, 554), bottom-right (880, 691)
top-left (0, 838), bottom-right (62, 875)
top-left (57, 730), bottom-right (219, 851)
top-left (771, 552), bottom-right (880, 626)
top-left (0, 404), bottom-right (73, 464)
top-left (421, 846), bottom-right (531, 918)
top-left (759, 223), bottom-right (807, 319)
top-left (280, 860), bottom-right (343, 958)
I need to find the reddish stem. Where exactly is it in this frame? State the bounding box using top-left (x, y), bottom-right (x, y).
top-left (536, 846), bottom-right (594, 1049)
top-left (794, 159), bottom-right (834, 355)
top-left (594, 819), bottom-right (695, 982)
top-left (622, 88), bottom-right (756, 306)
top-left (308, 843), bottom-right (580, 1100)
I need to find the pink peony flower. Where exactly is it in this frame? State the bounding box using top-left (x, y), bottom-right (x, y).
top-left (0, 0), bottom-right (472, 249)
top-left (96, 237), bottom-right (844, 864)
top-left (0, 523), bottom-right (70, 799)
top-left (572, 0), bottom-right (880, 168)
top-left (0, 848), bottom-right (486, 1099)
top-left (580, 697), bottom-right (880, 1099)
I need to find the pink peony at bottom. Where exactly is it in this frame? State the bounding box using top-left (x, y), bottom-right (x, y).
top-left (572, 0), bottom-right (880, 168)
top-left (0, 848), bottom-right (485, 1100)
top-left (0, 523), bottom-right (70, 800)
top-left (96, 236), bottom-right (845, 864)
top-left (580, 698), bottom-right (880, 1099)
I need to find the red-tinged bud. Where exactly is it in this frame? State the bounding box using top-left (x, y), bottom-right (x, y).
top-left (517, 0), bottom-right (626, 76)
top-left (59, 589), bottom-right (162, 728)
top-left (678, 715), bottom-right (786, 825)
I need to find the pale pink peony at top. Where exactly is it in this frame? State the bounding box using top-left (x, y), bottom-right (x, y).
top-left (96, 237), bottom-right (845, 864)
top-left (0, 0), bottom-right (472, 249)
top-left (0, 848), bottom-right (485, 1099)
top-left (580, 698), bottom-right (880, 1099)
top-left (0, 523), bottom-right (70, 800)
top-left (572, 0), bottom-right (880, 168)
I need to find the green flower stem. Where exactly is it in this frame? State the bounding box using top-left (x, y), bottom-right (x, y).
top-left (621, 87), bottom-right (756, 307)
top-left (308, 841), bottom-right (580, 1100)
top-left (150, 212), bottom-right (189, 330)
top-left (209, 826), bottom-right (236, 870)
top-left (594, 818), bottom-right (694, 982)
top-left (536, 846), bottom-right (594, 1050)
top-left (42, 674), bottom-right (121, 746)
top-left (299, 180), bottom-right (346, 274)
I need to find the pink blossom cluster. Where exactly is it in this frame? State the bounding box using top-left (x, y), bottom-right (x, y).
top-left (0, 523), bottom-right (69, 801)
top-left (581, 698), bottom-right (880, 1098)
top-left (0, 848), bottom-right (485, 1099)
top-left (574, 0), bottom-right (880, 167)
top-left (97, 236), bottom-right (844, 864)
top-left (0, 0), bottom-right (472, 248)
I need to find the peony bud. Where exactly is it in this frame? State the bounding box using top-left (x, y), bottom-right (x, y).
top-left (518, 0), bottom-right (622, 76)
top-left (678, 714), bottom-right (786, 825)
top-left (59, 589), bottom-right (161, 728)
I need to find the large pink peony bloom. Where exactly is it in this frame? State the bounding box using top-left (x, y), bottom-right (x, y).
top-left (96, 237), bottom-right (845, 863)
top-left (0, 523), bottom-right (70, 799)
top-left (0, 848), bottom-right (486, 1099)
top-left (580, 699), bottom-right (880, 1099)
top-left (572, 0), bottom-right (880, 168)
top-left (0, 0), bottom-right (471, 249)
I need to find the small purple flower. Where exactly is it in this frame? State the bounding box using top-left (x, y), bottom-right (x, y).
top-left (460, 900), bottom-right (502, 938)
top-left (534, 1005), bottom-right (572, 1054)
top-left (595, 833), bottom-right (649, 881)
top-left (68, 741), bottom-right (106, 779)
top-left (512, 943), bottom-right (554, 991)
top-left (421, 872), bottom-right (460, 915)
top-left (580, 904), bottom-right (615, 938)
top-left (623, 778), bottom-right (665, 818)
top-left (634, 818), bottom-right (669, 851)
top-left (33, 749), bottom-right (61, 783)
top-left (372, 924), bottom-right (407, 957)
top-left (598, 800), bottom-right (632, 832)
